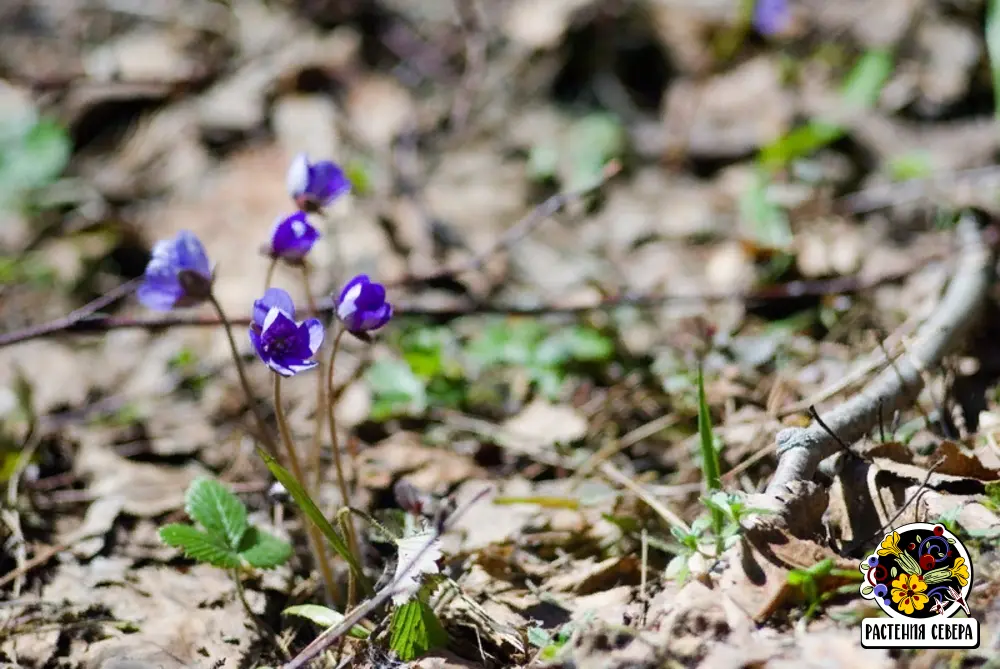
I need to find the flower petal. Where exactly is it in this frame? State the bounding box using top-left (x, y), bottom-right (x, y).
top-left (270, 211), bottom-right (320, 260)
top-left (137, 279), bottom-right (182, 311)
top-left (254, 288), bottom-right (296, 327)
top-left (309, 160), bottom-right (351, 205)
top-left (286, 152), bottom-right (310, 198)
top-left (173, 230), bottom-right (211, 278)
top-left (304, 318), bottom-right (325, 354)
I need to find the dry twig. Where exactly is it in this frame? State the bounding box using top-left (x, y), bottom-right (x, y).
top-left (765, 214), bottom-right (996, 499)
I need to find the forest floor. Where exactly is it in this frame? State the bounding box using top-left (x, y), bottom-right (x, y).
top-left (3, 1), bottom-right (1000, 668)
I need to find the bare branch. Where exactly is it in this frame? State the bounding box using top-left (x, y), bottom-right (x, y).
top-left (765, 213), bottom-right (996, 498)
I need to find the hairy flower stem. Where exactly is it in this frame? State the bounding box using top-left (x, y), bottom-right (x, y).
top-left (208, 294), bottom-right (278, 457)
top-left (274, 374), bottom-right (339, 607)
top-left (337, 508), bottom-right (357, 609)
top-left (300, 263), bottom-right (327, 497)
top-left (264, 257), bottom-right (278, 291)
top-left (324, 328), bottom-right (358, 561)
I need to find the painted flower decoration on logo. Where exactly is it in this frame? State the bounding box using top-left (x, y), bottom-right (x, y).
top-left (249, 288), bottom-right (324, 377)
top-left (891, 573), bottom-right (928, 616)
top-left (860, 523), bottom-right (973, 620)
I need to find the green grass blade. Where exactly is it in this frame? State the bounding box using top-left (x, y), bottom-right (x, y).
top-left (258, 449), bottom-right (372, 594)
top-left (696, 364), bottom-right (725, 539)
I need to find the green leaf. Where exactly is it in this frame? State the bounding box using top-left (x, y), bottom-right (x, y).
top-left (237, 526), bottom-right (292, 569)
top-left (466, 319), bottom-right (546, 369)
top-left (840, 49), bottom-right (893, 110)
top-left (259, 450), bottom-right (372, 594)
top-left (567, 113), bottom-right (625, 190)
top-left (989, 0), bottom-right (1000, 119)
top-left (389, 599), bottom-right (448, 662)
top-left (185, 478), bottom-right (248, 549)
top-left (159, 524), bottom-right (241, 569)
top-left (535, 326), bottom-right (614, 366)
top-left (0, 117), bottom-right (70, 210)
top-left (760, 49), bottom-right (892, 170)
top-left (365, 359), bottom-right (428, 419)
top-left (697, 364), bottom-right (725, 544)
top-left (282, 605), bottom-right (370, 639)
top-left (739, 169), bottom-right (793, 249)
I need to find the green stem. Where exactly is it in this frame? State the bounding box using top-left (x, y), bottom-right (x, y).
top-left (208, 293), bottom-right (278, 457)
top-left (232, 569), bottom-right (289, 659)
top-left (264, 257), bottom-right (278, 291)
top-left (325, 328), bottom-right (358, 557)
top-left (337, 509), bottom-right (357, 610)
top-left (696, 361), bottom-right (725, 555)
top-left (301, 262), bottom-right (327, 497)
top-left (274, 374), bottom-right (340, 607)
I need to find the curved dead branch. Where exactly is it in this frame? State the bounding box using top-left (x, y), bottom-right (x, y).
top-left (764, 213), bottom-right (997, 498)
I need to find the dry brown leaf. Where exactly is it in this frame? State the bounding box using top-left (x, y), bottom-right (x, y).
top-left (545, 556), bottom-right (639, 595)
top-left (501, 399), bottom-right (588, 453)
top-left (356, 431), bottom-right (486, 493)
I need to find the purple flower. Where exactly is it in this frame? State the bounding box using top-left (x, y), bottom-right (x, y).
top-left (268, 211), bottom-right (320, 262)
top-left (753, 0), bottom-right (790, 36)
top-left (249, 288), bottom-right (324, 377)
top-left (286, 153), bottom-right (351, 212)
top-left (336, 274), bottom-right (392, 336)
top-left (137, 230), bottom-right (213, 311)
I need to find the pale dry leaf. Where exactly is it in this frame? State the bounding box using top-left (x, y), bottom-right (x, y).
top-left (356, 432), bottom-right (486, 493)
top-left (393, 530), bottom-right (442, 605)
top-left (501, 399), bottom-right (588, 454)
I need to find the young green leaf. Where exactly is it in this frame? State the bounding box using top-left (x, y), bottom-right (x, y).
top-left (237, 526), bottom-right (292, 569)
top-left (185, 478), bottom-right (248, 549)
top-left (259, 450), bottom-right (372, 594)
top-left (282, 604), bottom-right (370, 639)
top-left (696, 364), bottom-right (725, 546)
top-left (389, 599), bottom-right (448, 662)
top-left (159, 524), bottom-right (241, 569)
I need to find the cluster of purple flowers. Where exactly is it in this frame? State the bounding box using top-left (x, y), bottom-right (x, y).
top-left (137, 153), bottom-right (392, 376)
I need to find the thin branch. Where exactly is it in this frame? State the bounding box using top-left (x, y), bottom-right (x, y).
top-left (764, 213), bottom-right (996, 497)
top-left (0, 264), bottom-right (926, 349)
top-left (281, 486), bottom-right (492, 669)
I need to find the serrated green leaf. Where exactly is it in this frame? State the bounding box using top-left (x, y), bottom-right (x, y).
top-left (259, 450), bottom-right (372, 594)
top-left (389, 599), bottom-right (448, 662)
top-left (159, 523), bottom-right (241, 569)
top-left (185, 478), bottom-right (248, 549)
top-left (238, 526), bottom-right (292, 569)
top-left (282, 605), bottom-right (370, 639)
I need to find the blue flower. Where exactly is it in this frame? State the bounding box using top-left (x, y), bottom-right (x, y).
top-left (137, 230), bottom-right (213, 311)
top-left (249, 288), bottom-right (324, 377)
top-left (286, 153), bottom-right (351, 212)
top-left (269, 211), bottom-right (320, 262)
top-left (336, 274), bottom-right (392, 336)
top-left (753, 0), bottom-right (790, 36)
